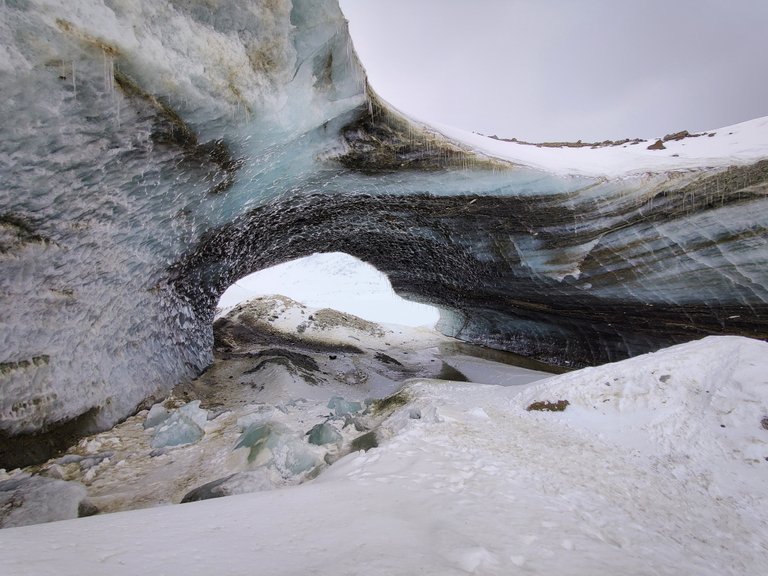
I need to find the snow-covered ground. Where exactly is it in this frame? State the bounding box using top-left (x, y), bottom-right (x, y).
top-left (2, 325), bottom-right (766, 575)
top-left (434, 116), bottom-right (768, 177)
top-left (217, 252), bottom-right (439, 327)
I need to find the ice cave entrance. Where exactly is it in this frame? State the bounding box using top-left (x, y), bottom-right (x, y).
top-left (217, 252), bottom-right (440, 328)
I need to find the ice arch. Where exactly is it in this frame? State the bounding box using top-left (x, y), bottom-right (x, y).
top-left (1, 0), bottom-right (767, 465)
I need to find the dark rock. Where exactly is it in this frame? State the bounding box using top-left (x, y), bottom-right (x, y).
top-left (526, 400), bottom-right (570, 412)
top-left (180, 474), bottom-right (237, 503)
top-left (350, 431), bottom-right (378, 452)
top-left (78, 499), bottom-right (99, 517)
top-left (374, 352), bottom-right (402, 366)
top-left (663, 130), bottom-right (691, 142)
top-left (647, 139), bottom-right (666, 150)
top-left (180, 470), bottom-right (273, 503)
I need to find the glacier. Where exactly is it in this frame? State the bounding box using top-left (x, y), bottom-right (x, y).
top-left (1, 0), bottom-right (767, 467)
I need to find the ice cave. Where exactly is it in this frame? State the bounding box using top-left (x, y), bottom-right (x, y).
top-left (1, 0), bottom-right (767, 469)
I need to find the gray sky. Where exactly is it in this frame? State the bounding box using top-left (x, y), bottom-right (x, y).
top-left (339, 0), bottom-right (768, 142)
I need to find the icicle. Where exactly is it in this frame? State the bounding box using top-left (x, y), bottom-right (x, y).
top-left (72, 60), bottom-right (76, 98)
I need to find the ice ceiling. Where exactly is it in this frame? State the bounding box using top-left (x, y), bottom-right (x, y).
top-left (1, 0), bottom-right (767, 460)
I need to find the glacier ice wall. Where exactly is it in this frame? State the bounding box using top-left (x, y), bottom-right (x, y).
top-left (1, 0), bottom-right (767, 465)
top-left (0, 0), bottom-right (367, 453)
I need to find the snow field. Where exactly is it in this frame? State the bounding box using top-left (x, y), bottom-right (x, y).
top-left (434, 116), bottom-right (768, 177)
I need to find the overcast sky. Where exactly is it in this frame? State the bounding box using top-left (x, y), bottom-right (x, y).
top-left (339, 0), bottom-right (768, 142)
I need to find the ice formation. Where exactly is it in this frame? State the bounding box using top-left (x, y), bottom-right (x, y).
top-left (150, 401), bottom-right (207, 449)
top-left (327, 396), bottom-right (363, 417)
top-left (235, 421), bottom-right (322, 475)
top-left (1, 0), bottom-right (767, 466)
top-left (307, 422), bottom-right (343, 446)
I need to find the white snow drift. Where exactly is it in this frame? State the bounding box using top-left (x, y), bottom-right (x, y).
top-left (2, 335), bottom-right (766, 575)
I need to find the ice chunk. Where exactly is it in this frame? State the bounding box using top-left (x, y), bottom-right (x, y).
top-left (234, 422), bottom-right (323, 476)
top-left (307, 422), bottom-right (342, 446)
top-left (148, 401), bottom-right (208, 449)
top-left (271, 435), bottom-right (322, 477)
top-left (177, 400), bottom-right (208, 428)
top-left (0, 475), bottom-right (87, 528)
top-left (143, 403), bottom-right (170, 429)
top-left (235, 423), bottom-right (273, 462)
top-left (327, 396), bottom-right (363, 417)
top-left (151, 414), bottom-right (204, 449)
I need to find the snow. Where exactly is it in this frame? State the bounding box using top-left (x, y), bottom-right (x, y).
top-left (2, 335), bottom-right (766, 575)
top-left (432, 116), bottom-right (768, 177)
top-left (217, 252), bottom-right (440, 327)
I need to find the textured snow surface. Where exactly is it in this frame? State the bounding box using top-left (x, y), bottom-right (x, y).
top-left (2, 336), bottom-right (766, 575)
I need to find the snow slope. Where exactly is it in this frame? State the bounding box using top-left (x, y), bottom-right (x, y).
top-left (217, 252), bottom-right (439, 327)
top-left (434, 116), bottom-right (768, 177)
top-left (2, 336), bottom-right (766, 575)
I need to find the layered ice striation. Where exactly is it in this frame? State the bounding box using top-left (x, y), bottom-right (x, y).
top-left (2, 0), bottom-right (768, 465)
top-left (1, 0), bottom-right (366, 453)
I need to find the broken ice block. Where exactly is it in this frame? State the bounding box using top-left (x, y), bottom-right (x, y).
top-left (143, 403), bottom-right (170, 429)
top-left (235, 423), bottom-right (273, 463)
top-left (234, 422), bottom-right (323, 475)
top-left (327, 396), bottom-right (363, 416)
top-left (271, 434), bottom-right (323, 476)
top-left (177, 400), bottom-right (208, 428)
top-left (151, 413), bottom-right (204, 449)
top-left (307, 422), bottom-right (342, 446)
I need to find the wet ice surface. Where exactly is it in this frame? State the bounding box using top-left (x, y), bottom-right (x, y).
top-left (2, 329), bottom-right (767, 575)
top-left (1, 295), bottom-right (548, 521)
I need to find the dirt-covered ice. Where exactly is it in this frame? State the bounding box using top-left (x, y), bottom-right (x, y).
top-left (1, 298), bottom-right (766, 576)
